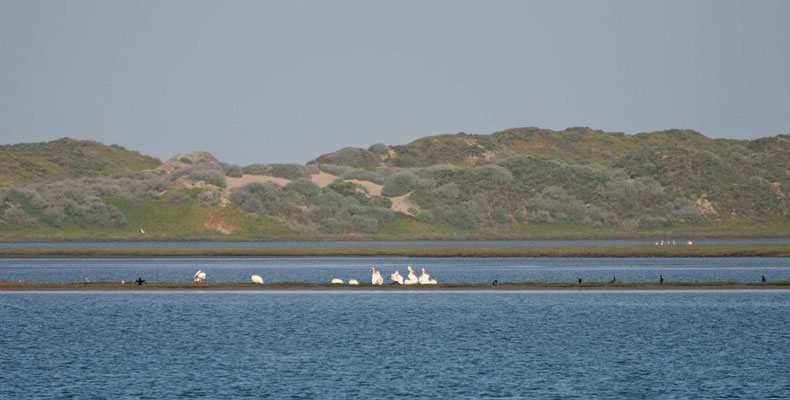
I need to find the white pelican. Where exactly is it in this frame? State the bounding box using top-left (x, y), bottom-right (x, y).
top-left (419, 268), bottom-right (437, 284)
top-left (348, 279), bottom-right (359, 285)
top-left (404, 266), bottom-right (419, 285)
top-left (660, 240), bottom-right (664, 245)
top-left (391, 270), bottom-right (404, 284)
top-left (194, 270), bottom-right (206, 282)
top-left (655, 242), bottom-right (659, 246)
top-left (251, 275), bottom-right (264, 284)
top-left (687, 240), bottom-right (693, 245)
top-left (371, 268), bottom-right (383, 285)
top-left (331, 278), bottom-right (344, 284)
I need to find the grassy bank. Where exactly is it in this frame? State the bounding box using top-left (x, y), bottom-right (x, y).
top-left (0, 244), bottom-right (789, 258)
top-left (2, 280), bottom-right (788, 291)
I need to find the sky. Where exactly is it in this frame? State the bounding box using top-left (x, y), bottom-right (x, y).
top-left (1, 0), bottom-right (788, 165)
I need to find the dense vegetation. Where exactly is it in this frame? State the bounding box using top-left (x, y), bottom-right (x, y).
top-left (0, 138), bottom-right (161, 186)
top-left (310, 127), bottom-right (790, 222)
top-left (1, 128), bottom-right (788, 240)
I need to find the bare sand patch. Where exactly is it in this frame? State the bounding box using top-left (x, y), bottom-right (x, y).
top-left (695, 197), bottom-right (718, 215)
top-left (390, 192), bottom-right (417, 216)
top-left (226, 174), bottom-right (292, 189)
top-left (347, 179), bottom-right (383, 196)
top-left (221, 175), bottom-right (292, 206)
top-left (310, 172), bottom-right (339, 187)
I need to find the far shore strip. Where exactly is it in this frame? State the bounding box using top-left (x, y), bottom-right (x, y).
top-left (0, 244), bottom-right (788, 258)
top-left (1, 281), bottom-right (788, 291)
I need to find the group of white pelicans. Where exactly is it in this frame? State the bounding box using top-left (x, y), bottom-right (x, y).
top-left (657, 240), bottom-right (694, 245)
top-left (192, 266), bottom-right (438, 285)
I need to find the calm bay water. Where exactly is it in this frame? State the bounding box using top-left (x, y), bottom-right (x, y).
top-left (2, 291), bottom-right (789, 399)
top-left (2, 257), bottom-right (789, 284)
top-left (1, 238), bottom-right (789, 248)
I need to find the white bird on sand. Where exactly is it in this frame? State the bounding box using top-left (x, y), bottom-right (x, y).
top-left (371, 268), bottom-right (383, 285)
top-left (404, 266), bottom-right (419, 285)
top-left (419, 268), bottom-right (437, 284)
top-left (251, 275), bottom-right (264, 284)
top-left (331, 278), bottom-right (344, 284)
top-left (390, 270), bottom-right (404, 284)
top-left (194, 270), bottom-right (206, 282)
top-left (348, 279), bottom-right (359, 285)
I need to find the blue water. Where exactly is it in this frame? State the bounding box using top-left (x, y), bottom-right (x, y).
top-left (1, 238), bottom-right (788, 248)
top-left (1, 291), bottom-right (788, 398)
top-left (2, 257), bottom-right (788, 284)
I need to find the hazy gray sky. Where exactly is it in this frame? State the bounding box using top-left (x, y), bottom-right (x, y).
top-left (1, 1), bottom-right (788, 164)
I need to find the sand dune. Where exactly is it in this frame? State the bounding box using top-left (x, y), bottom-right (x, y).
top-left (347, 179), bottom-right (383, 196)
top-left (226, 174), bottom-right (291, 189)
top-left (310, 171), bottom-right (338, 187)
top-left (221, 172), bottom-right (415, 216)
top-left (390, 192), bottom-right (417, 216)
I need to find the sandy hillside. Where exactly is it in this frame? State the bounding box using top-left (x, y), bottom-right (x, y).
top-left (390, 192), bottom-right (417, 216)
top-left (156, 151), bottom-right (218, 172)
top-left (347, 179), bottom-right (383, 196)
top-left (310, 172), bottom-right (338, 187)
top-left (220, 171), bottom-right (415, 216)
top-left (226, 175), bottom-right (292, 190)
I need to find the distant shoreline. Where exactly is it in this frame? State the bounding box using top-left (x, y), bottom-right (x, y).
top-left (2, 281), bottom-right (788, 291)
top-left (2, 232), bottom-right (789, 243)
top-left (0, 244), bottom-right (788, 258)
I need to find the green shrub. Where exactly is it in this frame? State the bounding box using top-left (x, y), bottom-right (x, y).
top-left (368, 143), bottom-right (389, 155)
top-left (285, 178), bottom-right (321, 198)
top-left (530, 210), bottom-right (553, 224)
top-left (2, 208), bottom-right (37, 227)
top-left (328, 180), bottom-right (357, 197)
top-left (342, 169), bottom-right (384, 184)
top-left (242, 163), bottom-right (313, 179)
top-left (445, 206), bottom-right (476, 229)
top-left (638, 216), bottom-right (668, 230)
top-left (491, 206), bottom-right (511, 224)
top-left (221, 163), bottom-right (243, 177)
top-left (416, 209), bottom-right (435, 223)
top-left (351, 215), bottom-right (379, 233)
top-left (41, 207), bottom-right (66, 227)
top-left (316, 147), bottom-right (380, 168)
top-left (198, 188), bottom-right (222, 206)
top-left (320, 218), bottom-right (348, 233)
top-left (382, 172), bottom-right (422, 197)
